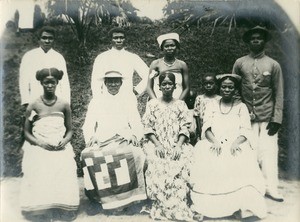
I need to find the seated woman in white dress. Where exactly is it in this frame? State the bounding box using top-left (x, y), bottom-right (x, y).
top-left (81, 71), bottom-right (147, 215)
top-left (190, 74), bottom-right (267, 220)
top-left (20, 68), bottom-right (79, 221)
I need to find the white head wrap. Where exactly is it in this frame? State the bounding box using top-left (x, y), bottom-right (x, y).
top-left (157, 33), bottom-right (180, 49)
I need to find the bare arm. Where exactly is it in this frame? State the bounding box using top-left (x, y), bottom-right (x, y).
top-left (230, 135), bottom-right (247, 156)
top-left (205, 127), bottom-right (222, 155)
top-left (195, 116), bottom-right (202, 140)
top-left (205, 127), bottom-right (218, 143)
top-left (146, 133), bottom-right (165, 158)
top-left (172, 134), bottom-right (188, 160)
top-left (146, 133), bottom-right (161, 147)
top-left (146, 61), bottom-right (159, 99)
top-left (178, 61), bottom-right (189, 100)
top-left (56, 102), bottom-right (73, 149)
top-left (177, 134), bottom-right (188, 146)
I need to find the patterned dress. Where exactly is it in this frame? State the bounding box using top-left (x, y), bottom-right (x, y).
top-left (142, 99), bottom-right (194, 221)
top-left (194, 94), bottom-right (221, 137)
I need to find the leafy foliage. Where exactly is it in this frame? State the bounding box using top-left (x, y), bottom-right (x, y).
top-left (46, 0), bottom-right (140, 49)
top-left (163, 0), bottom-right (291, 35)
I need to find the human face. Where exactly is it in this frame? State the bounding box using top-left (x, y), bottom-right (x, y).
top-left (162, 39), bottom-right (177, 56)
top-left (220, 78), bottom-right (236, 101)
top-left (249, 32), bottom-right (265, 53)
top-left (41, 76), bottom-right (57, 95)
top-left (112, 32), bottom-right (125, 50)
top-left (39, 31), bottom-right (54, 52)
top-left (160, 77), bottom-right (175, 97)
top-left (203, 76), bottom-right (216, 96)
top-left (105, 78), bottom-right (122, 95)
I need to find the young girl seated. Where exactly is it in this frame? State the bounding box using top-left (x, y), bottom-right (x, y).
top-left (190, 74), bottom-right (267, 220)
top-left (20, 68), bottom-right (79, 221)
top-left (194, 73), bottom-right (221, 140)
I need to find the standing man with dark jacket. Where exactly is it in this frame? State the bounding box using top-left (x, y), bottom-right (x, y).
top-left (232, 26), bottom-right (284, 202)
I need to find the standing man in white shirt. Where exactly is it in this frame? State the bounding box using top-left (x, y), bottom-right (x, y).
top-left (90, 27), bottom-right (149, 106)
top-left (19, 26), bottom-right (71, 107)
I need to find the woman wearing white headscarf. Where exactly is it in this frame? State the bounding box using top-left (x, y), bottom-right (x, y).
top-left (147, 33), bottom-right (190, 100)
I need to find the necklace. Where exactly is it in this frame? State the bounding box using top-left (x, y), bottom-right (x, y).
top-left (163, 58), bottom-right (176, 67)
top-left (219, 99), bottom-right (233, 114)
top-left (41, 95), bottom-right (57, 106)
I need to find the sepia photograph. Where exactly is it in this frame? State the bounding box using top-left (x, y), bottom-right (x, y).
top-left (1, 0), bottom-right (299, 221)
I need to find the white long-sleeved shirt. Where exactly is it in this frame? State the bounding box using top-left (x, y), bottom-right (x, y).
top-left (82, 90), bottom-right (144, 144)
top-left (91, 48), bottom-right (149, 101)
top-left (19, 47), bottom-right (71, 105)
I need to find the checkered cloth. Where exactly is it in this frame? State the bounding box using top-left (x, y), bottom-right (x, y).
top-left (81, 137), bottom-right (147, 209)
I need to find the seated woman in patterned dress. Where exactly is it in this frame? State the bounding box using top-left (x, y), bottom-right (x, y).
top-left (142, 72), bottom-right (194, 221)
top-left (190, 74), bottom-right (267, 220)
top-left (20, 68), bottom-right (79, 221)
top-left (81, 70), bottom-right (147, 215)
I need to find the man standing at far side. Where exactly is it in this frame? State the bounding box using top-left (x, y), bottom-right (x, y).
top-left (232, 26), bottom-right (284, 202)
top-left (90, 27), bottom-right (150, 106)
top-left (19, 26), bottom-right (71, 108)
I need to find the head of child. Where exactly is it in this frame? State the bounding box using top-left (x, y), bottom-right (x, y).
top-left (217, 74), bottom-right (241, 102)
top-left (159, 71), bottom-right (176, 98)
top-left (36, 68), bottom-right (63, 95)
top-left (202, 73), bottom-right (217, 96)
top-left (104, 71), bottom-right (123, 95)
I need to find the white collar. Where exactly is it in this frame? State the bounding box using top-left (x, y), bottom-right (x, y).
top-left (111, 47), bottom-right (126, 53)
top-left (38, 47), bottom-right (54, 54)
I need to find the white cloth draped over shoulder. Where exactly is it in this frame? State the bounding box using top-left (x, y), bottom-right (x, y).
top-left (19, 47), bottom-right (71, 105)
top-left (82, 91), bottom-right (144, 143)
top-left (90, 48), bottom-right (149, 103)
top-left (20, 112), bottom-right (79, 212)
top-left (81, 90), bottom-right (146, 209)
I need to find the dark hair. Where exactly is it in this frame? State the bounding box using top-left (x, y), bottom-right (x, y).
top-left (161, 39), bottom-right (180, 50)
top-left (217, 76), bottom-right (239, 89)
top-left (38, 26), bottom-right (56, 38)
top-left (202, 73), bottom-right (217, 82)
top-left (104, 78), bottom-right (123, 85)
top-left (109, 27), bottom-right (126, 38)
top-left (36, 68), bottom-right (63, 82)
top-left (158, 71), bottom-right (176, 85)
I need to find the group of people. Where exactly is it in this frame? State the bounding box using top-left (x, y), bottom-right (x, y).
top-left (18, 25), bottom-right (284, 222)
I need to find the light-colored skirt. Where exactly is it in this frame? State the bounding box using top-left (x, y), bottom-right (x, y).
top-left (190, 139), bottom-right (267, 219)
top-left (20, 142), bottom-right (80, 213)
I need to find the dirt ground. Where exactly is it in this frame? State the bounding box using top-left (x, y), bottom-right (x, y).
top-left (1, 176), bottom-right (300, 222)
